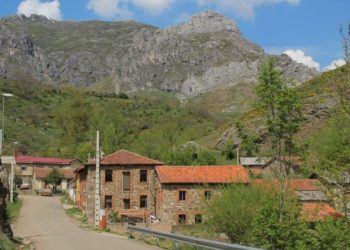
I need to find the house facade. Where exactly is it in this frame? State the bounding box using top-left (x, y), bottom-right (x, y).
top-left (77, 150), bottom-right (164, 224)
top-left (77, 149), bottom-right (249, 225)
top-left (154, 165), bottom-right (249, 225)
top-left (15, 155), bottom-right (81, 190)
top-left (78, 149), bottom-right (339, 226)
top-left (32, 168), bottom-right (75, 191)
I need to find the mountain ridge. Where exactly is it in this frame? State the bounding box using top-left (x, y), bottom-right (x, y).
top-left (0, 11), bottom-right (318, 96)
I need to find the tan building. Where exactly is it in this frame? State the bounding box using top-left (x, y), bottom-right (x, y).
top-left (33, 168), bottom-right (75, 191)
top-left (15, 155), bottom-right (81, 189)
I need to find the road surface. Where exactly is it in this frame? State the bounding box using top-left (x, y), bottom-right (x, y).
top-left (13, 195), bottom-right (158, 250)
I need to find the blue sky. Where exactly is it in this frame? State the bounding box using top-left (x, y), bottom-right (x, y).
top-left (0, 0), bottom-right (349, 70)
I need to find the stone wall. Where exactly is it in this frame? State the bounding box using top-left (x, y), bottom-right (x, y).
top-left (86, 165), bottom-right (158, 224)
top-left (156, 183), bottom-right (220, 226)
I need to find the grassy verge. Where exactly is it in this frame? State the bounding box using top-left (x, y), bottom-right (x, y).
top-left (60, 193), bottom-right (74, 205)
top-left (0, 233), bottom-right (19, 250)
top-left (65, 207), bottom-right (88, 225)
top-left (6, 199), bottom-right (23, 223)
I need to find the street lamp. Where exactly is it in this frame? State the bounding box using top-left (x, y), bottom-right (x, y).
top-left (1, 93), bottom-right (13, 155)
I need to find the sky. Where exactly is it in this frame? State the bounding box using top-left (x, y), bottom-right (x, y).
top-left (0, 0), bottom-right (349, 71)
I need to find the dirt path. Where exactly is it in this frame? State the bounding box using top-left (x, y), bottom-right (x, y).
top-left (13, 195), bottom-right (157, 250)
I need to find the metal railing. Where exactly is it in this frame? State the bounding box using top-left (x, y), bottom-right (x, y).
top-left (128, 225), bottom-right (262, 250)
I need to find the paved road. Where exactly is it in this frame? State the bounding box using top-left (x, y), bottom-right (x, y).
top-left (13, 196), bottom-right (158, 250)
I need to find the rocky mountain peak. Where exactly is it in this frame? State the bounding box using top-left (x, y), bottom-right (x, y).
top-left (168, 10), bottom-right (241, 36)
top-left (2, 14), bottom-right (53, 25)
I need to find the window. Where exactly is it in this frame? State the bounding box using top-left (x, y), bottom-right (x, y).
top-left (105, 195), bottom-right (112, 208)
top-left (179, 190), bottom-right (186, 201)
top-left (105, 170), bottom-right (113, 182)
top-left (123, 172), bottom-right (130, 191)
top-left (204, 190), bottom-right (212, 201)
top-left (178, 214), bottom-right (186, 224)
top-left (140, 170), bottom-right (147, 182)
top-left (21, 165), bottom-right (27, 171)
top-left (123, 199), bottom-right (130, 209)
top-left (195, 214), bottom-right (202, 224)
top-left (140, 195), bottom-right (147, 208)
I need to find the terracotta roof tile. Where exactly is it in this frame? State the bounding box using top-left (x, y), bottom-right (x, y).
top-left (87, 150), bottom-right (163, 166)
top-left (156, 165), bottom-right (249, 184)
top-left (253, 179), bottom-right (320, 191)
top-left (301, 203), bottom-right (343, 221)
top-left (16, 155), bottom-right (75, 165)
top-left (34, 168), bottom-right (75, 179)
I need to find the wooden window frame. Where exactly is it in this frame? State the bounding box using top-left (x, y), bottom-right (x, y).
top-left (140, 170), bottom-right (147, 183)
top-left (178, 190), bottom-right (187, 202)
top-left (140, 195), bottom-right (147, 208)
top-left (105, 170), bottom-right (113, 182)
top-left (204, 190), bottom-right (212, 201)
top-left (104, 195), bottom-right (112, 209)
top-left (123, 198), bottom-right (130, 209)
top-left (178, 214), bottom-right (186, 224)
top-left (122, 171), bottom-right (131, 191)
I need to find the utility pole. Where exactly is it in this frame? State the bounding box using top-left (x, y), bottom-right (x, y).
top-left (94, 130), bottom-right (100, 227)
top-left (10, 142), bottom-right (17, 203)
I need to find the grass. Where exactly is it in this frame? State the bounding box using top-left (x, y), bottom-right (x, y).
top-left (6, 199), bottom-right (23, 223)
top-left (65, 207), bottom-right (88, 225)
top-left (0, 233), bottom-right (19, 250)
top-left (60, 193), bottom-right (75, 205)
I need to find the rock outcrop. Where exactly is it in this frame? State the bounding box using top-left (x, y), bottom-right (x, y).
top-left (0, 11), bottom-right (319, 96)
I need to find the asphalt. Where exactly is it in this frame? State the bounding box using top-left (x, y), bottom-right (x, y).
top-left (13, 195), bottom-right (158, 250)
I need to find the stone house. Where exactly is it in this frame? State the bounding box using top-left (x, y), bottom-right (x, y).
top-left (241, 156), bottom-right (303, 177)
top-left (77, 150), bottom-right (164, 224)
top-left (78, 149), bottom-right (339, 226)
top-left (15, 155), bottom-right (81, 189)
top-left (253, 179), bottom-right (341, 221)
top-left (32, 168), bottom-right (75, 191)
top-left (239, 157), bottom-right (270, 176)
top-left (154, 165), bottom-right (249, 225)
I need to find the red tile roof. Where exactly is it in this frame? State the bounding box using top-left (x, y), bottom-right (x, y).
top-left (16, 155), bottom-right (75, 165)
top-left (301, 203), bottom-right (343, 221)
top-left (34, 168), bottom-right (75, 179)
top-left (156, 165), bottom-right (249, 184)
top-left (253, 179), bottom-right (320, 191)
top-left (86, 150), bottom-right (164, 166)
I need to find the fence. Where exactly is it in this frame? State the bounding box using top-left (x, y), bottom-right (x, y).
top-left (128, 225), bottom-right (263, 250)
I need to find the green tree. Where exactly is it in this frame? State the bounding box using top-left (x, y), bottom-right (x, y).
top-left (56, 89), bottom-right (91, 144)
top-left (222, 138), bottom-right (235, 160)
top-left (250, 192), bottom-right (308, 250)
top-left (309, 218), bottom-right (350, 250)
top-left (235, 120), bottom-right (260, 157)
top-left (255, 57), bottom-right (303, 176)
top-left (208, 184), bottom-right (274, 244)
top-left (44, 169), bottom-right (63, 192)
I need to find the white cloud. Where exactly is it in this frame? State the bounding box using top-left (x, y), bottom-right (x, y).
top-left (17, 0), bottom-right (62, 20)
top-left (283, 49), bottom-right (320, 71)
top-left (324, 59), bottom-right (346, 71)
top-left (197, 0), bottom-right (300, 19)
top-left (131, 0), bottom-right (174, 16)
top-left (87, 0), bottom-right (133, 19)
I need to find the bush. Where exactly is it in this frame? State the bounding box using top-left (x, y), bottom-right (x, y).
top-left (108, 211), bottom-right (121, 223)
top-left (208, 184), bottom-right (274, 244)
